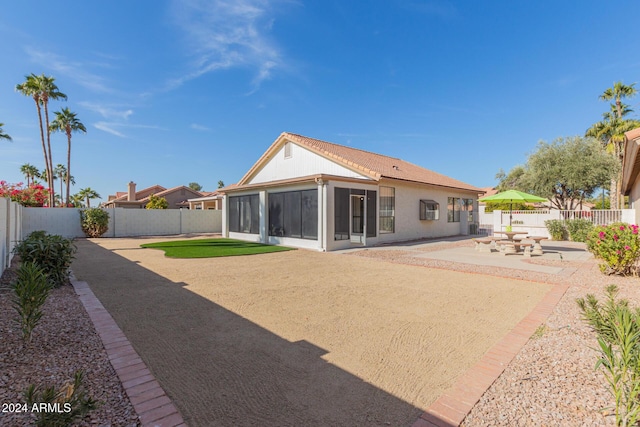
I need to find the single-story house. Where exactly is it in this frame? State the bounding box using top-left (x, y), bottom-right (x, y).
top-left (187, 190), bottom-right (224, 210)
top-left (221, 132), bottom-right (484, 251)
top-left (621, 127), bottom-right (640, 223)
top-left (102, 181), bottom-right (204, 209)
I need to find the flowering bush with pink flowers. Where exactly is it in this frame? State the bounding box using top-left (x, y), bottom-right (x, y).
top-left (586, 222), bottom-right (640, 275)
top-left (0, 181), bottom-right (50, 207)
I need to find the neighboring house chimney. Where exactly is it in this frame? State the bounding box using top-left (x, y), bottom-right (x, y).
top-left (127, 181), bottom-right (136, 201)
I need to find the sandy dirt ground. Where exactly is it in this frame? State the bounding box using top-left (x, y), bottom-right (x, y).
top-left (71, 237), bottom-right (551, 427)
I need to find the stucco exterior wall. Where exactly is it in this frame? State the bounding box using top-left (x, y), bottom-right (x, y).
top-left (22, 208), bottom-right (221, 238)
top-left (629, 176), bottom-right (640, 225)
top-left (249, 143), bottom-right (368, 184)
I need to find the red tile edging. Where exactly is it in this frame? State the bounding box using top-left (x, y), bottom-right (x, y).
top-left (70, 275), bottom-right (187, 427)
top-left (412, 281), bottom-right (572, 427)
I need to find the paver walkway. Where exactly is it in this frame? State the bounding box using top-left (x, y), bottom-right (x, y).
top-left (70, 274), bottom-right (186, 427)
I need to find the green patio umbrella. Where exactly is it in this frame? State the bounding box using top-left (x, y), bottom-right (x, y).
top-left (479, 189), bottom-right (547, 226)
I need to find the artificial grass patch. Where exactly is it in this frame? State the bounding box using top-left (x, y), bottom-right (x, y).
top-left (140, 238), bottom-right (295, 258)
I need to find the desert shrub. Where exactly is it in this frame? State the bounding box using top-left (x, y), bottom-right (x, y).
top-left (566, 218), bottom-right (594, 242)
top-left (13, 232), bottom-right (76, 287)
top-left (24, 370), bottom-right (98, 427)
top-left (79, 208), bottom-right (109, 238)
top-left (146, 193), bottom-right (168, 209)
top-left (577, 286), bottom-right (640, 426)
top-left (587, 223), bottom-right (640, 275)
top-left (12, 262), bottom-right (49, 342)
top-left (545, 219), bottom-right (568, 240)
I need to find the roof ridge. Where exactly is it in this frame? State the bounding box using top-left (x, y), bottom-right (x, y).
top-left (284, 132), bottom-right (403, 161)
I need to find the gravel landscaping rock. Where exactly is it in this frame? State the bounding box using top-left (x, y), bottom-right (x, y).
top-left (0, 258), bottom-right (140, 427)
top-left (351, 239), bottom-right (631, 426)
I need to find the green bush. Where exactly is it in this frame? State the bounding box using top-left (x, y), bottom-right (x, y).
top-left (24, 370), bottom-right (98, 427)
top-left (79, 208), bottom-right (109, 238)
top-left (13, 232), bottom-right (76, 287)
top-left (545, 219), bottom-right (568, 240)
top-left (12, 262), bottom-right (50, 342)
top-left (566, 218), bottom-right (594, 242)
top-left (586, 223), bottom-right (640, 275)
top-left (577, 286), bottom-right (640, 426)
top-left (146, 193), bottom-right (168, 209)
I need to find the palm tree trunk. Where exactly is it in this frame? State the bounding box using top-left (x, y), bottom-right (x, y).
top-left (66, 131), bottom-right (71, 207)
top-left (34, 99), bottom-right (51, 205)
top-left (610, 178), bottom-right (618, 210)
top-left (43, 98), bottom-right (55, 207)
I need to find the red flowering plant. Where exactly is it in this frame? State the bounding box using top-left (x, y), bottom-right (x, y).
top-left (0, 181), bottom-right (50, 207)
top-left (586, 222), bottom-right (640, 275)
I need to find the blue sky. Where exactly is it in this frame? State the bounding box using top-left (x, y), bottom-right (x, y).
top-left (1, 1), bottom-right (639, 204)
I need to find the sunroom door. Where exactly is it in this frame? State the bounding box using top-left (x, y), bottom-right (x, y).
top-left (350, 194), bottom-right (365, 244)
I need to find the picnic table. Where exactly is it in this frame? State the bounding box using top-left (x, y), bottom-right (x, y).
top-left (493, 231), bottom-right (530, 255)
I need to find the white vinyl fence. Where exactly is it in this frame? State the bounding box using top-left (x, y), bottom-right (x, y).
top-left (22, 207), bottom-right (222, 238)
top-left (478, 207), bottom-right (635, 238)
top-left (1, 198), bottom-right (22, 274)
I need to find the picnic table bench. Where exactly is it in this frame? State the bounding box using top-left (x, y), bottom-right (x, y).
top-left (495, 241), bottom-right (533, 257)
top-left (472, 237), bottom-right (503, 253)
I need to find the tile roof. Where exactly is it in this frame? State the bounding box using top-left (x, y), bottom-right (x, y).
top-left (626, 127), bottom-right (640, 141)
top-left (240, 132), bottom-right (483, 193)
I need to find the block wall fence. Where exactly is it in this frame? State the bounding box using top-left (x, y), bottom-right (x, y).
top-left (1, 200), bottom-right (222, 272)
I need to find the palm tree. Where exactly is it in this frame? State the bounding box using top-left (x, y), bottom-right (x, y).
top-left (78, 187), bottom-right (100, 208)
top-left (16, 73), bottom-right (67, 207)
top-left (50, 108), bottom-right (86, 207)
top-left (587, 82), bottom-right (639, 209)
top-left (70, 192), bottom-right (85, 208)
top-left (20, 164), bottom-right (40, 187)
top-left (54, 164), bottom-right (67, 206)
top-left (600, 82), bottom-right (637, 119)
top-left (0, 123), bottom-right (11, 142)
top-left (40, 169), bottom-right (58, 205)
top-left (217, 180), bottom-right (225, 189)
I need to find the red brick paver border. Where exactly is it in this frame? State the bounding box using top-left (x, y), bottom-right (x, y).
top-left (412, 281), bottom-right (572, 427)
top-left (71, 275), bottom-right (187, 427)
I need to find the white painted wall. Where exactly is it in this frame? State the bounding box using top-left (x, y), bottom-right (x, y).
top-left (1, 198), bottom-right (23, 273)
top-left (22, 208), bottom-right (221, 238)
top-left (249, 142), bottom-right (368, 184)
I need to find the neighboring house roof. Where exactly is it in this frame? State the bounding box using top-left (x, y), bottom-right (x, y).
top-left (235, 132), bottom-right (484, 193)
top-left (103, 184), bottom-right (204, 208)
top-left (187, 190), bottom-right (223, 202)
top-left (622, 127), bottom-right (640, 195)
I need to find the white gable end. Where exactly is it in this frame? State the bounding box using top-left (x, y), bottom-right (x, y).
top-left (247, 142), bottom-right (370, 184)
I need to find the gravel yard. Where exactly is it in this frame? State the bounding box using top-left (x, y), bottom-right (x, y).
top-left (0, 236), bottom-right (634, 426)
top-left (349, 239), bottom-right (631, 426)
top-left (0, 258), bottom-right (140, 427)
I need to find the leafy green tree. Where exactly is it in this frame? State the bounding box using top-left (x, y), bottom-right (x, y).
top-left (586, 81), bottom-right (639, 209)
top-left (146, 193), bottom-right (168, 209)
top-left (16, 74), bottom-right (67, 207)
top-left (78, 187), bottom-right (100, 208)
top-left (520, 136), bottom-right (618, 210)
top-left (50, 108), bottom-right (86, 207)
top-left (494, 166), bottom-right (526, 192)
top-left (70, 192), bottom-right (86, 208)
top-left (20, 163), bottom-right (40, 187)
top-left (0, 123), bottom-right (12, 141)
top-left (217, 180), bottom-right (225, 189)
top-left (188, 182), bottom-right (202, 191)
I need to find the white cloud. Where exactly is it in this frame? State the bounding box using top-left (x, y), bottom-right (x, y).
top-left (79, 102), bottom-right (134, 120)
top-left (169, 0), bottom-right (285, 91)
top-left (190, 123), bottom-right (211, 131)
top-left (94, 122), bottom-right (167, 138)
top-left (25, 47), bottom-right (114, 93)
top-left (94, 122), bottom-right (126, 138)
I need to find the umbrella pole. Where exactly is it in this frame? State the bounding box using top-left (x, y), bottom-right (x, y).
top-left (510, 202), bottom-right (513, 226)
